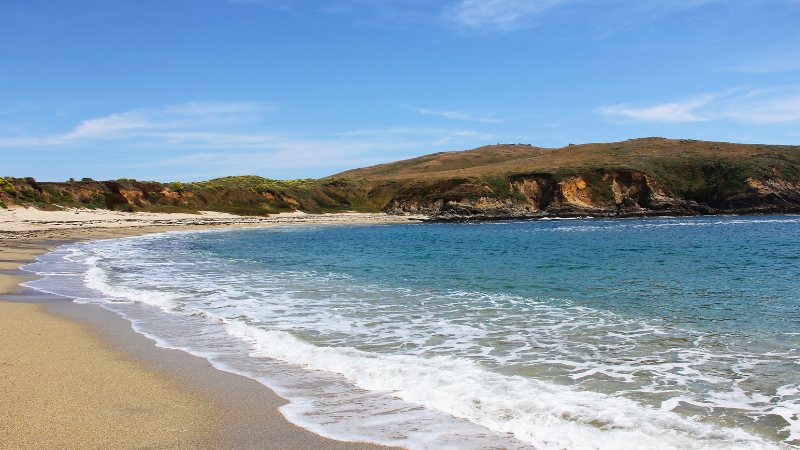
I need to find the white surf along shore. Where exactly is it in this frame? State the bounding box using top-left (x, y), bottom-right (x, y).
top-left (7, 208), bottom-right (798, 450)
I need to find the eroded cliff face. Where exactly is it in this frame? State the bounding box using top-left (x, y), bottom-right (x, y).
top-left (0, 178), bottom-right (309, 213)
top-left (4, 161), bottom-right (800, 219)
top-left (556, 176), bottom-right (593, 208)
top-left (385, 170), bottom-right (800, 220)
top-left (389, 196), bottom-right (536, 219)
top-left (0, 176), bottom-right (390, 215)
top-left (725, 178), bottom-right (800, 212)
top-left (510, 177), bottom-right (556, 210)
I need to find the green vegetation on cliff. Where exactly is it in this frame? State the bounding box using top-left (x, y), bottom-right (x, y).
top-left (2, 138), bottom-right (799, 218)
top-left (333, 137), bottom-right (800, 217)
top-left (0, 175), bottom-right (387, 215)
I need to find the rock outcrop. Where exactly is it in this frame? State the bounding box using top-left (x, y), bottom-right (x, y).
top-left (0, 176), bottom-right (395, 216)
top-left (385, 169), bottom-right (800, 220)
top-left (3, 139), bottom-right (800, 220)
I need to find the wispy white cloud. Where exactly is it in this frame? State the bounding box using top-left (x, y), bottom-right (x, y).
top-left (226, 0), bottom-right (296, 13)
top-left (337, 125), bottom-right (495, 145)
top-left (412, 106), bottom-right (504, 123)
top-left (448, 0), bottom-right (565, 31)
top-left (134, 144), bottom-right (393, 172)
top-left (434, 130), bottom-right (489, 144)
top-left (2, 101), bottom-right (495, 150)
top-left (130, 126), bottom-right (495, 178)
top-left (0, 101), bottom-right (273, 147)
top-left (445, 0), bottom-right (719, 32)
top-left (227, 0), bottom-right (727, 34)
top-left (598, 86), bottom-right (800, 124)
top-left (722, 89), bottom-right (800, 123)
top-left (0, 101), bottom-right (497, 178)
top-left (597, 96), bottom-right (714, 123)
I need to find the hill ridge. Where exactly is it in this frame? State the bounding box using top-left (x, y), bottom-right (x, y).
top-left (2, 138), bottom-right (799, 219)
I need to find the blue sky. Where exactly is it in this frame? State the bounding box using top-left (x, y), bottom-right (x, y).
top-left (2, 0), bottom-right (800, 182)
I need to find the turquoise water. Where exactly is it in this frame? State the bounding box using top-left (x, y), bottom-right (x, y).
top-left (23, 216), bottom-right (800, 449)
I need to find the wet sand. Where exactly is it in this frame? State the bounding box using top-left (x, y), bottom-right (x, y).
top-left (1, 212), bottom-right (415, 449)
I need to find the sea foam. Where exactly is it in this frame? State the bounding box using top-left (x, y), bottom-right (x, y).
top-left (19, 219), bottom-right (800, 449)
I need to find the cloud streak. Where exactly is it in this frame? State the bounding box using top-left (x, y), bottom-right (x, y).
top-left (129, 126), bottom-right (495, 179)
top-left (445, 0), bottom-right (720, 32)
top-left (228, 0), bottom-right (730, 34)
top-left (597, 97), bottom-right (713, 123)
top-left (0, 101), bottom-right (273, 146)
top-left (598, 86), bottom-right (800, 124)
top-left (448, 0), bottom-right (565, 31)
top-left (0, 101), bottom-right (497, 178)
top-left (412, 106), bottom-right (503, 123)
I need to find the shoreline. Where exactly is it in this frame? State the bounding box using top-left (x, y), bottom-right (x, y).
top-left (0, 207), bottom-right (428, 241)
top-left (0, 211), bottom-right (413, 449)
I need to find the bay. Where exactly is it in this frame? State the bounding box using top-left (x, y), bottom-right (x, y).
top-left (23, 215), bottom-right (800, 449)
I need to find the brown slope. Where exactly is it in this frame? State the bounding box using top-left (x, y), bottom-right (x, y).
top-left (3, 138), bottom-right (798, 219)
top-left (330, 137), bottom-right (800, 219)
top-left (332, 137), bottom-right (798, 181)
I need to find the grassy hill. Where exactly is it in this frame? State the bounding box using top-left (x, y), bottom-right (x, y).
top-left (0, 176), bottom-right (381, 215)
top-left (335, 137), bottom-right (800, 185)
top-left (331, 138), bottom-right (800, 218)
top-left (2, 138), bottom-right (799, 219)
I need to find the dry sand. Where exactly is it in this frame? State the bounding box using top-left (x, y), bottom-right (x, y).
top-left (0, 208), bottom-right (418, 449)
top-left (0, 300), bottom-right (214, 449)
top-left (0, 207), bottom-right (427, 240)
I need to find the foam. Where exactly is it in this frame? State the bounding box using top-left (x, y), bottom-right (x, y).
top-left (225, 318), bottom-right (785, 449)
top-left (17, 220), bottom-right (800, 449)
top-left (523, 216), bottom-right (800, 234)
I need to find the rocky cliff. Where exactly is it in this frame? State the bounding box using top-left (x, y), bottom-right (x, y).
top-left (384, 170), bottom-right (800, 220)
top-left (341, 138), bottom-right (800, 220)
top-left (3, 138), bottom-right (800, 220)
top-left (0, 176), bottom-right (381, 215)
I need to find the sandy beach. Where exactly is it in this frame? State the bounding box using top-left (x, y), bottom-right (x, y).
top-left (0, 207), bottom-right (427, 240)
top-left (1, 207), bottom-right (420, 449)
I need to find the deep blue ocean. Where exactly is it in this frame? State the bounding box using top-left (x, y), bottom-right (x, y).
top-left (23, 215), bottom-right (800, 450)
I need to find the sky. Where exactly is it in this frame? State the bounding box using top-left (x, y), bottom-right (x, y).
top-left (2, 0), bottom-right (800, 182)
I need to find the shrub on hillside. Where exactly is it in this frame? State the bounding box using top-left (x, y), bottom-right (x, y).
top-left (0, 178), bottom-right (17, 196)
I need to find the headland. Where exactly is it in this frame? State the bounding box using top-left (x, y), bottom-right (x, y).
top-left (2, 138), bottom-right (799, 221)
